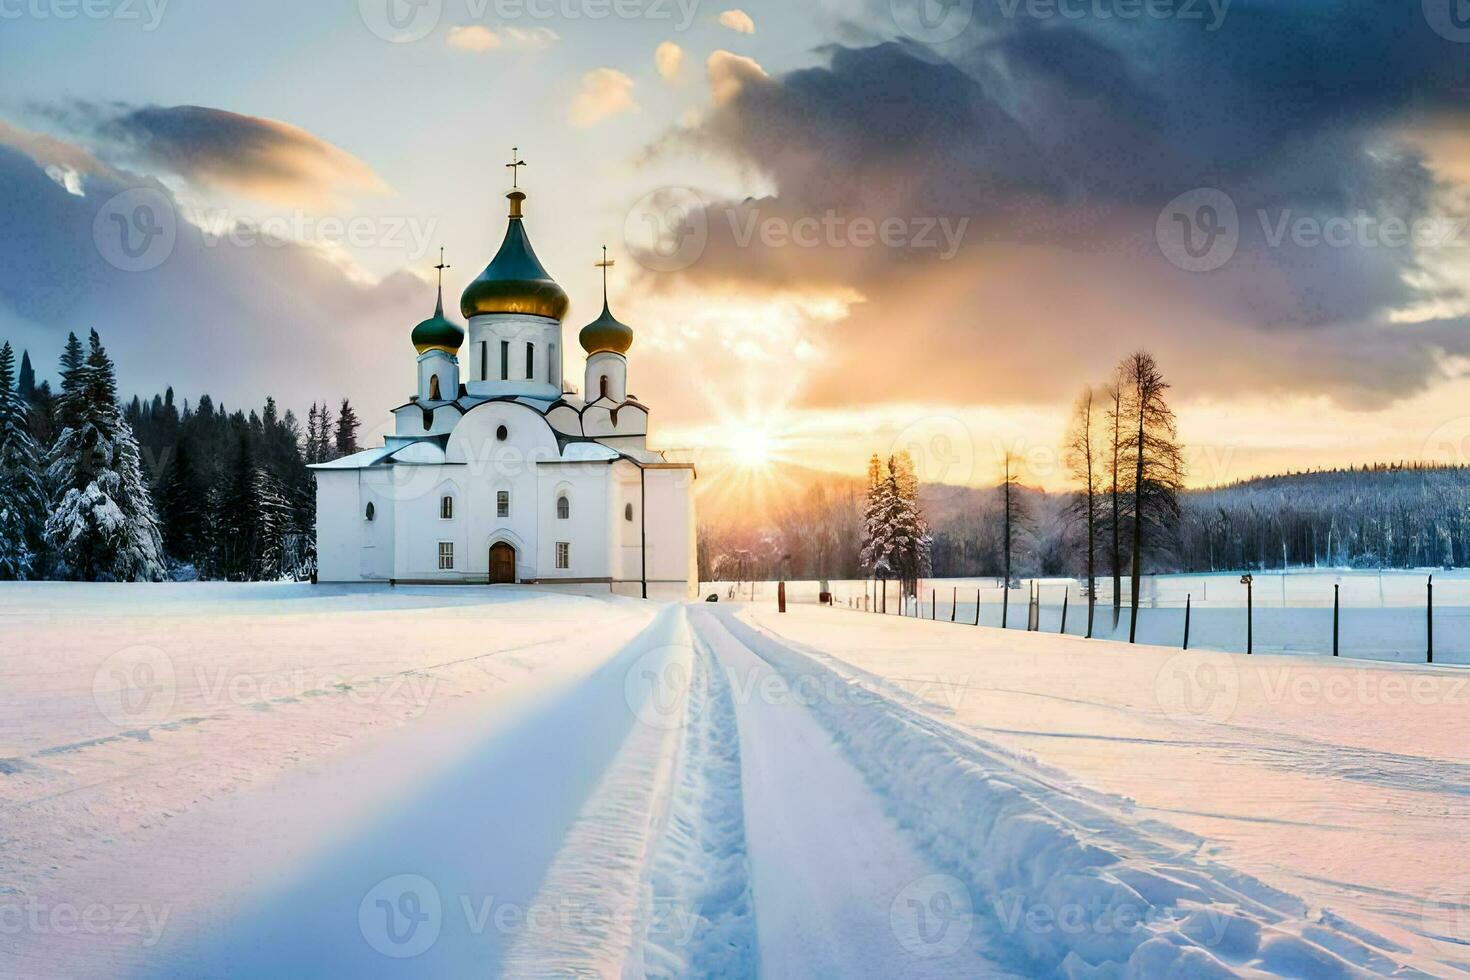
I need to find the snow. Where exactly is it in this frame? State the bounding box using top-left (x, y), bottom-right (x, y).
top-left (2, 581), bottom-right (1465, 977)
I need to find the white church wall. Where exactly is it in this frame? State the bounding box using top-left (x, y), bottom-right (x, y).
top-left (315, 471), bottom-right (361, 582)
top-left (584, 351), bottom-right (626, 404)
top-left (392, 471), bottom-right (467, 581)
top-left (393, 403), bottom-right (462, 438)
top-left (465, 313), bottom-right (562, 400)
top-left (416, 350), bottom-right (459, 404)
top-left (534, 464), bottom-right (612, 580)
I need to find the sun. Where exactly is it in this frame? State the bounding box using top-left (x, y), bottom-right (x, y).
top-left (729, 426), bottom-right (774, 468)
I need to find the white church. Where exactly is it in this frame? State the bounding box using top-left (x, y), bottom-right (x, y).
top-left (312, 177), bottom-right (697, 598)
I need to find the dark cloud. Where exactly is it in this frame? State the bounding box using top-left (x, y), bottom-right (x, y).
top-left (0, 133), bottom-right (426, 418)
top-left (45, 103), bottom-right (387, 209)
top-left (640, 2), bottom-right (1470, 408)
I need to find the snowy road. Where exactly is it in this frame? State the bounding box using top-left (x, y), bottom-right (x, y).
top-left (2, 584), bottom-right (1463, 976)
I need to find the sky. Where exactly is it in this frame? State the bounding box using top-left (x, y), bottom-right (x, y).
top-left (2, 0), bottom-right (1470, 491)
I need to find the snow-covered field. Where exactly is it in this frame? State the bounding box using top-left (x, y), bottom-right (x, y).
top-left (2, 583), bottom-right (1466, 976)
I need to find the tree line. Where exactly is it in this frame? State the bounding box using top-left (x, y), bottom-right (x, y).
top-left (0, 331), bottom-right (360, 582)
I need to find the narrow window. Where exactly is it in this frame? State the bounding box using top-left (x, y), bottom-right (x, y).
top-left (556, 495), bottom-right (569, 520)
top-left (438, 542), bottom-right (455, 570)
top-left (600, 376), bottom-right (609, 400)
top-left (480, 342), bottom-right (488, 381)
top-left (364, 502), bottom-right (375, 522)
top-left (556, 542), bottom-right (570, 570)
top-left (440, 495), bottom-right (454, 520)
top-left (625, 503), bottom-right (634, 522)
top-left (497, 491), bottom-right (510, 518)
top-left (429, 375), bottom-right (441, 400)
top-left (525, 342), bottom-right (534, 380)
top-left (500, 340), bottom-right (509, 381)
top-left (548, 343), bottom-right (557, 386)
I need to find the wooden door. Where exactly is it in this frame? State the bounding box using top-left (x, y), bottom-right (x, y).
top-left (489, 543), bottom-right (516, 584)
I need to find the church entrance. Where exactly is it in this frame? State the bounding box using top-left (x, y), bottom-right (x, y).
top-left (489, 542), bottom-right (516, 584)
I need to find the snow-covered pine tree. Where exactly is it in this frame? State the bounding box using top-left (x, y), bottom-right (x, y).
top-left (44, 331), bottom-right (167, 582)
top-left (0, 342), bottom-right (46, 579)
top-left (156, 437), bottom-right (206, 566)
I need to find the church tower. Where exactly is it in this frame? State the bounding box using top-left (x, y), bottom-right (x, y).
top-left (460, 150), bottom-right (569, 401)
top-left (580, 246), bottom-right (634, 404)
top-left (410, 248), bottom-right (464, 404)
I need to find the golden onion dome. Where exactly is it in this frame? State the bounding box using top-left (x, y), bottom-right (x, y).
top-left (460, 191), bottom-right (570, 321)
top-left (578, 298), bottom-right (634, 356)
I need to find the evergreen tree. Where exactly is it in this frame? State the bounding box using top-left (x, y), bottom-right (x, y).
top-left (17, 350), bottom-right (35, 401)
top-left (44, 331), bottom-right (166, 581)
top-left (334, 399), bottom-right (359, 458)
top-left (156, 437), bottom-right (206, 566)
top-left (860, 453), bottom-right (931, 605)
top-left (214, 432), bottom-right (289, 581)
top-left (1122, 351), bottom-right (1184, 643)
top-left (0, 342), bottom-right (46, 579)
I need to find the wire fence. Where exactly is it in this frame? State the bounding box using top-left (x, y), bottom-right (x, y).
top-left (702, 571), bottom-right (1470, 666)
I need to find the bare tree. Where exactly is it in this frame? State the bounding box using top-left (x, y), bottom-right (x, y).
top-left (1123, 351), bottom-right (1185, 643)
top-left (1065, 387), bottom-right (1101, 638)
top-left (1104, 372), bottom-right (1128, 629)
top-left (1000, 453), bottom-right (1031, 627)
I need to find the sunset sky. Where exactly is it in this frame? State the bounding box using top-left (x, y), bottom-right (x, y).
top-left (3, 0), bottom-right (1470, 491)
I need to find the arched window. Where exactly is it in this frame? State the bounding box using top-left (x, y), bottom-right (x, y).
top-left (440, 495), bottom-right (454, 520)
top-left (624, 503), bottom-right (634, 522)
top-left (429, 375), bottom-right (441, 400)
top-left (525, 342), bottom-right (534, 379)
top-left (599, 375), bottom-right (609, 400)
top-left (556, 495), bottom-right (569, 520)
top-left (364, 502), bottom-right (375, 522)
top-left (496, 424), bottom-right (508, 441)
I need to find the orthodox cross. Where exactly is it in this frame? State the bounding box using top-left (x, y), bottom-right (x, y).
top-left (595, 245), bottom-right (615, 304)
top-left (506, 147), bottom-right (526, 189)
top-left (434, 247), bottom-right (451, 289)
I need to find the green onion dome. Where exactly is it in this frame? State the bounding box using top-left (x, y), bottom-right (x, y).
top-left (411, 288), bottom-right (465, 355)
top-left (460, 191), bottom-right (570, 321)
top-left (578, 298), bottom-right (634, 356)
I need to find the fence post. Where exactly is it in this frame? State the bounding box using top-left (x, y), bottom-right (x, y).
top-left (1183, 594), bottom-right (1191, 650)
top-left (951, 586), bottom-right (957, 622)
top-left (974, 588), bottom-right (981, 627)
top-left (1242, 574), bottom-right (1254, 655)
top-left (1332, 584), bottom-right (1339, 657)
top-left (931, 589), bottom-right (936, 620)
top-left (1002, 580), bottom-right (1010, 630)
top-left (1060, 587), bottom-right (1069, 635)
top-left (1428, 575), bottom-right (1434, 664)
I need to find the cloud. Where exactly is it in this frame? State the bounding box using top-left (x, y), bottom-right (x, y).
top-left (0, 123), bottom-right (429, 422)
top-left (568, 68), bottom-right (639, 128)
top-left (717, 9), bottom-right (754, 34)
top-left (447, 24), bottom-right (559, 52)
top-left (60, 104), bottom-right (389, 211)
top-left (639, 6), bottom-right (1470, 410)
top-left (655, 41), bottom-right (684, 82)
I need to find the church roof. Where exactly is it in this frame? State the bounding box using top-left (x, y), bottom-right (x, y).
top-left (578, 299), bottom-right (634, 356)
top-left (460, 190), bottom-right (570, 321)
top-left (411, 286), bottom-right (465, 355)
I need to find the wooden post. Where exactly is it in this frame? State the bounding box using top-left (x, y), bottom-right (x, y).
top-left (1060, 587), bottom-right (1069, 635)
top-left (1332, 584), bottom-right (1339, 657)
top-left (1002, 579), bottom-right (1010, 630)
top-left (1183, 594), bottom-right (1191, 650)
top-left (1428, 575), bottom-right (1434, 664)
top-left (974, 588), bottom-right (981, 627)
top-left (931, 589), bottom-right (936, 620)
top-left (778, 580), bottom-right (786, 614)
top-left (951, 586), bottom-right (957, 622)
top-left (1243, 575), bottom-right (1253, 655)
